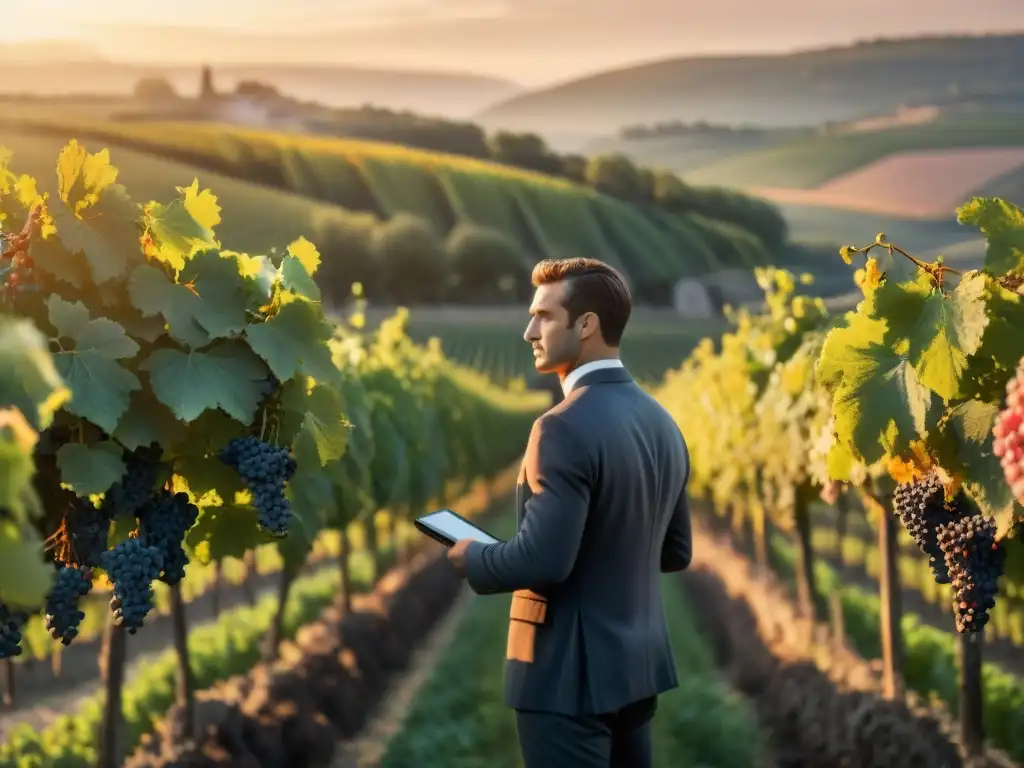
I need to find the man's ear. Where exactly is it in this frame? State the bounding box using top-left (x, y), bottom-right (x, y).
top-left (578, 312), bottom-right (599, 341)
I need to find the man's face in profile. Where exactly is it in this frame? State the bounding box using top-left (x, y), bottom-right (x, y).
top-left (524, 281), bottom-right (580, 374)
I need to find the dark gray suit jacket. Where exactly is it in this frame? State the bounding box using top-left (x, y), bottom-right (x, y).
top-left (463, 365), bottom-right (692, 716)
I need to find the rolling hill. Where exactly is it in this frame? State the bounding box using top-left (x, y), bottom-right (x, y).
top-left (0, 120), bottom-right (774, 298)
top-left (477, 33), bottom-right (1024, 137)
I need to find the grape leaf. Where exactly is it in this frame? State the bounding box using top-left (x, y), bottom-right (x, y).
top-left (279, 468), bottom-right (331, 568)
top-left (0, 315), bottom-right (70, 430)
top-left (975, 283), bottom-right (1024, 372)
top-left (55, 441), bottom-right (126, 496)
top-left (127, 264), bottom-right (209, 348)
top-left (143, 195), bottom-right (217, 271)
top-left (49, 186), bottom-right (141, 285)
top-left (141, 342), bottom-right (268, 423)
top-left (180, 179), bottom-right (221, 232)
top-left (178, 249), bottom-right (249, 339)
top-left (0, 520), bottom-right (53, 609)
top-left (940, 400), bottom-right (1018, 537)
top-left (818, 311), bottom-right (935, 464)
top-left (174, 454), bottom-right (245, 505)
top-left (280, 238), bottom-right (321, 302)
top-left (112, 388), bottom-right (187, 451)
top-left (957, 197), bottom-right (1024, 275)
top-left (0, 410), bottom-right (38, 519)
top-left (56, 141), bottom-right (118, 214)
top-left (47, 296), bottom-right (141, 434)
top-left (287, 237), bottom-right (320, 276)
top-left (31, 233), bottom-right (92, 290)
top-left (873, 271), bottom-right (988, 400)
top-left (244, 297), bottom-right (339, 386)
top-left (281, 380), bottom-right (349, 467)
top-left (186, 503), bottom-right (272, 563)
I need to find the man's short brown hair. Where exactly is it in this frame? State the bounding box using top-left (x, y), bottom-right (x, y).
top-left (531, 257), bottom-right (632, 346)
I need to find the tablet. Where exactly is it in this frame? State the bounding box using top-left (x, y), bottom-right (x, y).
top-left (414, 508), bottom-right (502, 547)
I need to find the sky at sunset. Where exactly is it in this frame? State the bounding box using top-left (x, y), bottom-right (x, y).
top-left (3, 0), bottom-right (1023, 85)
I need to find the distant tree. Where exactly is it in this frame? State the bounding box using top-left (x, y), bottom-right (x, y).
top-left (559, 153), bottom-right (588, 184)
top-left (584, 153), bottom-right (645, 201)
top-left (236, 80), bottom-right (281, 101)
top-left (370, 213), bottom-right (448, 304)
top-left (652, 171), bottom-right (699, 212)
top-left (133, 77), bottom-right (178, 102)
top-left (310, 209), bottom-right (380, 305)
top-left (488, 131), bottom-right (561, 175)
top-left (446, 224), bottom-right (530, 303)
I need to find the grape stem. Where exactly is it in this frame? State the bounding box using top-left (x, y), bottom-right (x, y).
top-left (848, 240), bottom-right (962, 290)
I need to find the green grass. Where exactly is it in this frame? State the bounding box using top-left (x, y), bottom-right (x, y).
top-left (379, 515), bottom-right (763, 768)
top-left (684, 114), bottom-right (1024, 189)
top-left (1, 120), bottom-right (775, 285)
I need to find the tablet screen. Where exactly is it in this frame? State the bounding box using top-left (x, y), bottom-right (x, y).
top-left (419, 510), bottom-right (500, 544)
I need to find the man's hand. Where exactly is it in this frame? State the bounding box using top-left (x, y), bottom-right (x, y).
top-left (447, 538), bottom-right (474, 576)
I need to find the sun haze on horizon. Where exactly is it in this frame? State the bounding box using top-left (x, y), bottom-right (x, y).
top-left (3, 0), bottom-right (1023, 85)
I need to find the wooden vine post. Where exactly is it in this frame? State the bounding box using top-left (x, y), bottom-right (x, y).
top-left (875, 493), bottom-right (905, 700)
top-left (170, 583), bottom-right (196, 740)
top-left (792, 492), bottom-right (819, 621)
top-left (98, 619), bottom-right (127, 768)
top-left (959, 632), bottom-right (985, 758)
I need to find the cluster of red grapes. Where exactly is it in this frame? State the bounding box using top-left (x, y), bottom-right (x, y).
top-left (936, 515), bottom-right (1005, 633)
top-left (892, 472), bottom-right (957, 584)
top-left (994, 357), bottom-right (1024, 504)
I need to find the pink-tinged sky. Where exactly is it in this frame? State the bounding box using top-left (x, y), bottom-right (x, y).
top-left (3, 0), bottom-right (1023, 85)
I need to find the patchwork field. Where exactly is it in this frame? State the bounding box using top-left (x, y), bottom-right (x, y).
top-left (752, 147), bottom-right (1024, 218)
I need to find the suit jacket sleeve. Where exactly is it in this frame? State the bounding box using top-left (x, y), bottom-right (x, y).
top-left (661, 438), bottom-right (692, 572)
top-left (463, 413), bottom-right (590, 595)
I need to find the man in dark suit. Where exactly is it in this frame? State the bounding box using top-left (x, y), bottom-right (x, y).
top-left (447, 257), bottom-right (692, 767)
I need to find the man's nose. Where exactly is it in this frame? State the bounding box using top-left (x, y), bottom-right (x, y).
top-left (524, 320), bottom-right (538, 342)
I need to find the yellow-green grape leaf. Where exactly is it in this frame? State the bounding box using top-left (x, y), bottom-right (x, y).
top-left (56, 140), bottom-right (118, 214)
top-left (143, 195), bottom-right (217, 271)
top-left (0, 519), bottom-right (53, 609)
top-left (957, 197), bottom-right (1024, 275)
top-left (941, 400), bottom-right (1017, 536)
top-left (279, 238), bottom-right (321, 301)
top-left (180, 179), bottom-right (221, 232)
top-left (0, 411), bottom-right (37, 519)
top-left (244, 297), bottom-right (339, 386)
top-left (127, 264), bottom-right (210, 348)
top-left (0, 315), bottom-right (70, 430)
top-left (47, 295), bottom-right (141, 434)
top-left (178, 249), bottom-right (250, 338)
top-left (186, 504), bottom-right (272, 563)
top-left (141, 342), bottom-right (267, 424)
top-left (873, 271), bottom-right (988, 400)
top-left (280, 380), bottom-right (349, 467)
top-left (55, 441), bottom-right (126, 496)
top-left (818, 311), bottom-right (935, 465)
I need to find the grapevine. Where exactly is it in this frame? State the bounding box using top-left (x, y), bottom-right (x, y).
top-left (0, 136), bottom-right (549, 679)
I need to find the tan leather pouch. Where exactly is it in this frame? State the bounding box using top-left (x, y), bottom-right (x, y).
top-left (507, 590), bottom-right (547, 663)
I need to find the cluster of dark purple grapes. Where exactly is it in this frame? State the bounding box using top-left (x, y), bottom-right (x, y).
top-left (0, 604), bottom-right (28, 659)
top-left (102, 444), bottom-right (163, 519)
top-left (892, 473), bottom-right (961, 584)
top-left (138, 491), bottom-right (199, 585)
top-left (219, 436), bottom-right (297, 537)
top-left (936, 515), bottom-right (1006, 634)
top-left (44, 565), bottom-right (93, 645)
top-left (101, 539), bottom-right (164, 634)
top-left (67, 498), bottom-right (112, 569)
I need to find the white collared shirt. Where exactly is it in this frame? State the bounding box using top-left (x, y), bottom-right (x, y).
top-left (561, 358), bottom-right (625, 397)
